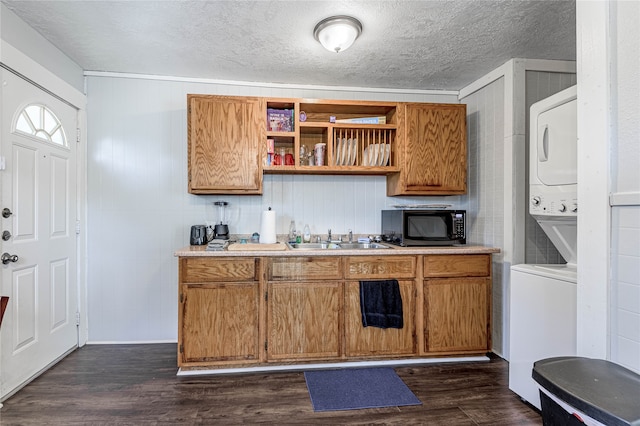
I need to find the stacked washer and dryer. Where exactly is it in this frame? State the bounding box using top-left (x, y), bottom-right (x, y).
top-left (509, 85), bottom-right (578, 410)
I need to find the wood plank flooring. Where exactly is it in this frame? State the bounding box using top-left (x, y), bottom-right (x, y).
top-left (0, 344), bottom-right (541, 425)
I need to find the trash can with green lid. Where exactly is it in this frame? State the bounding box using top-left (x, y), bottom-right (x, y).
top-left (532, 357), bottom-right (640, 426)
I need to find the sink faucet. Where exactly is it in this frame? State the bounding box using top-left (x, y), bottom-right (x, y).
top-left (348, 229), bottom-right (353, 243)
top-left (327, 229), bottom-right (332, 242)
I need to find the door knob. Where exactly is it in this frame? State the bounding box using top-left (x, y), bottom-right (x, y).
top-left (2, 208), bottom-right (12, 218)
top-left (2, 231), bottom-right (11, 241)
top-left (1, 253), bottom-right (18, 265)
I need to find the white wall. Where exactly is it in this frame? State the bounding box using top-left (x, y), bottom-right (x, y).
top-left (576, 0), bottom-right (640, 374)
top-left (85, 75), bottom-right (463, 342)
top-left (608, 0), bottom-right (640, 373)
top-left (576, 0), bottom-right (611, 361)
top-left (463, 77), bottom-right (506, 355)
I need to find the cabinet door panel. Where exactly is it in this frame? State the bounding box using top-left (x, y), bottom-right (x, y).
top-left (389, 103), bottom-right (466, 195)
top-left (188, 95), bottom-right (264, 194)
top-left (180, 283), bottom-right (259, 364)
top-left (267, 282), bottom-right (342, 360)
top-left (424, 277), bottom-right (489, 353)
top-left (345, 280), bottom-right (416, 357)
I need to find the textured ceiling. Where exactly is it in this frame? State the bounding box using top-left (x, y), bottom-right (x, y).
top-left (2, 0), bottom-right (576, 91)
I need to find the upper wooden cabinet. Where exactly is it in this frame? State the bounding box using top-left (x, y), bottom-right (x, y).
top-left (187, 95), bottom-right (467, 196)
top-left (387, 103), bottom-right (467, 196)
top-left (187, 95), bottom-right (265, 194)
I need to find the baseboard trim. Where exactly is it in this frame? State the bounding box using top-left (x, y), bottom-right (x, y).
top-left (177, 355), bottom-right (490, 376)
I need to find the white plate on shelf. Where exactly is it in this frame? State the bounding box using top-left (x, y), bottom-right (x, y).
top-left (381, 144), bottom-right (390, 166)
top-left (342, 138), bottom-right (351, 166)
top-left (335, 138), bottom-right (342, 165)
top-left (369, 143), bottom-right (380, 166)
top-left (344, 139), bottom-right (350, 166)
top-left (363, 145), bottom-right (374, 166)
top-left (350, 138), bottom-right (357, 165)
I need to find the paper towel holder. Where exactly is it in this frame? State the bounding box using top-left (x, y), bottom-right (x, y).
top-left (260, 206), bottom-right (277, 244)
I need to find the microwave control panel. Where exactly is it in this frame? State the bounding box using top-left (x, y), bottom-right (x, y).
top-left (452, 214), bottom-right (465, 238)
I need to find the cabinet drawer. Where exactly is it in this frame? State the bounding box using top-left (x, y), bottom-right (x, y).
top-left (345, 256), bottom-right (416, 279)
top-left (267, 257), bottom-right (342, 281)
top-left (181, 257), bottom-right (258, 282)
top-left (423, 254), bottom-right (490, 278)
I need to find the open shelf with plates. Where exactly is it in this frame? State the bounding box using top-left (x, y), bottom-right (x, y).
top-left (263, 98), bottom-right (399, 175)
top-left (332, 127), bottom-right (395, 168)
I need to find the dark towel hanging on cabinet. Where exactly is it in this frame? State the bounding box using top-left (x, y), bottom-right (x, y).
top-left (359, 279), bottom-right (403, 329)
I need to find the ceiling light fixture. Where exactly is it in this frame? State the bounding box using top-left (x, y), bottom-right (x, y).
top-left (313, 15), bottom-right (362, 53)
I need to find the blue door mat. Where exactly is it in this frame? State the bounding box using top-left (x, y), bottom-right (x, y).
top-left (304, 367), bottom-right (422, 412)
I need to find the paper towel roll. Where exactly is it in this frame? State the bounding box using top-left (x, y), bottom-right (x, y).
top-left (259, 208), bottom-right (277, 244)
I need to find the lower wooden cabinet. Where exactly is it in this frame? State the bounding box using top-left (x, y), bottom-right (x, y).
top-left (180, 282), bottom-right (260, 365)
top-left (266, 282), bottom-right (342, 361)
top-left (345, 280), bottom-right (416, 357)
top-left (423, 254), bottom-right (492, 354)
top-left (177, 252), bottom-right (493, 369)
top-left (178, 257), bottom-right (260, 367)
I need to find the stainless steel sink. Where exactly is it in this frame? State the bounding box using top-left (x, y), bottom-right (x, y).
top-left (286, 242), bottom-right (389, 250)
top-left (338, 243), bottom-right (390, 250)
top-left (286, 242), bottom-right (341, 250)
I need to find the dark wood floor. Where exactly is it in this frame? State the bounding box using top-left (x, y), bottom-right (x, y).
top-left (0, 344), bottom-right (541, 425)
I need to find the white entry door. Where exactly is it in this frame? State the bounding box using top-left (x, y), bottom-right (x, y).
top-left (0, 69), bottom-right (79, 400)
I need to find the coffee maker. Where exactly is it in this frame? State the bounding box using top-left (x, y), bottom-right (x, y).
top-left (213, 201), bottom-right (230, 240)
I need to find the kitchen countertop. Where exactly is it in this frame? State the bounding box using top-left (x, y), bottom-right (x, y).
top-left (174, 243), bottom-right (500, 257)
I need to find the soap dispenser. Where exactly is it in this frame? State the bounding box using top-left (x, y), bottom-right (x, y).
top-left (288, 220), bottom-right (296, 243)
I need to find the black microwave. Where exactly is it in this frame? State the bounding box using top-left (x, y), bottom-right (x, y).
top-left (381, 209), bottom-right (466, 246)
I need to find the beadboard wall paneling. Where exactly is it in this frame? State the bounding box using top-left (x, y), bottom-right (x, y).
top-left (462, 77), bottom-right (506, 356)
top-left (524, 71), bottom-right (577, 264)
top-left (85, 76), bottom-right (462, 342)
top-left (610, 0), bottom-right (640, 374)
top-left (611, 206), bottom-right (640, 373)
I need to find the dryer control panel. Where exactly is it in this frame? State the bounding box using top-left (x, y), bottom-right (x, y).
top-left (530, 188), bottom-right (577, 217)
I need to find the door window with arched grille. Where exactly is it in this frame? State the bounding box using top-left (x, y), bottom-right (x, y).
top-left (14, 103), bottom-right (67, 146)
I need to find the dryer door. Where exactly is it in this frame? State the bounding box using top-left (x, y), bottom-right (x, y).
top-left (534, 98), bottom-right (577, 186)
